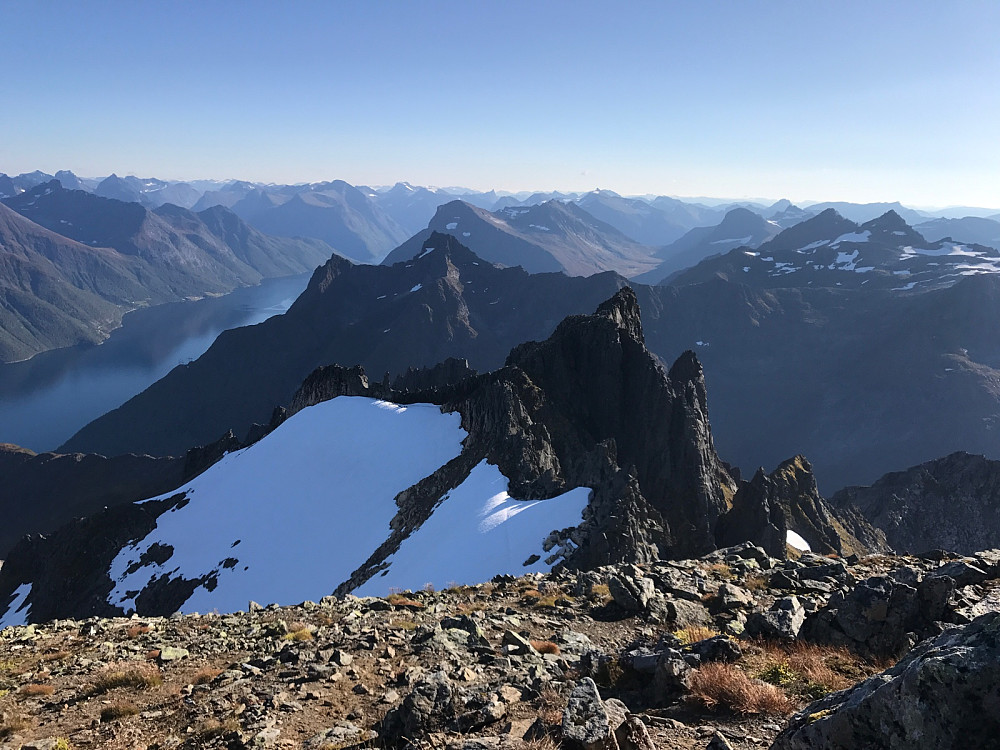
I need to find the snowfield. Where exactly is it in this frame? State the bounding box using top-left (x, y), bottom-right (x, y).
top-left (104, 397), bottom-right (593, 615)
top-left (108, 398), bottom-right (467, 614)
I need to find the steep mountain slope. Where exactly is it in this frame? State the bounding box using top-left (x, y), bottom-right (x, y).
top-left (575, 190), bottom-right (689, 245)
top-left (670, 208), bottom-right (1000, 291)
top-left (831, 452), bottom-right (1000, 554)
top-left (61, 230), bottom-right (1000, 493)
top-left (633, 207), bottom-right (780, 284)
top-left (230, 180), bottom-right (409, 263)
top-left (4, 182), bottom-right (334, 290)
top-left (0, 202), bottom-right (147, 360)
top-left (382, 200), bottom-right (662, 277)
top-left (61, 232), bottom-right (630, 456)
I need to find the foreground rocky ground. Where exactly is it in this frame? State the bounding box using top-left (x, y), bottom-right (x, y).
top-left (3, 544), bottom-right (1000, 750)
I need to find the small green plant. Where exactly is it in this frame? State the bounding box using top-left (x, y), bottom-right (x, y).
top-left (674, 625), bottom-right (720, 645)
top-left (757, 662), bottom-right (797, 686)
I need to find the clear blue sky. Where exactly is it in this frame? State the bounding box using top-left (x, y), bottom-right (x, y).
top-left (3, 1), bottom-right (998, 208)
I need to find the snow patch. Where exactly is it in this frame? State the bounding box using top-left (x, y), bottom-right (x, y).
top-left (356, 462), bottom-right (589, 595)
top-left (107, 398), bottom-right (467, 614)
top-left (445, 222), bottom-right (459, 230)
top-left (695, 340), bottom-right (710, 347)
top-left (416, 247), bottom-right (434, 260)
top-left (410, 284), bottom-right (422, 293)
top-left (0, 583), bottom-right (32, 629)
top-left (713, 236), bottom-right (753, 246)
top-left (462, 232), bottom-right (471, 237)
top-left (786, 530), bottom-right (811, 552)
top-left (832, 230), bottom-right (871, 245)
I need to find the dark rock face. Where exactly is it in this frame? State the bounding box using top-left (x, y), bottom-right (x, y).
top-left (0, 444), bottom-right (186, 558)
top-left (61, 233), bottom-right (628, 458)
top-left (801, 573), bottom-right (954, 657)
top-left (773, 612), bottom-right (1000, 750)
top-left (716, 456), bottom-right (888, 558)
top-left (505, 288), bottom-right (736, 559)
top-left (831, 451), bottom-right (1000, 554)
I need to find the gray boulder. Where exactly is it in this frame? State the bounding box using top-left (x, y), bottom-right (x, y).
top-left (772, 612), bottom-right (1000, 749)
top-left (563, 677), bottom-right (618, 750)
top-left (745, 596), bottom-right (806, 640)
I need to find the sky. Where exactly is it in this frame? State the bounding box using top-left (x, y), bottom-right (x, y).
top-left (3, 0), bottom-right (999, 208)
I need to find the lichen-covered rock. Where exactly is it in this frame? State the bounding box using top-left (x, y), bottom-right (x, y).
top-left (771, 612), bottom-right (1000, 749)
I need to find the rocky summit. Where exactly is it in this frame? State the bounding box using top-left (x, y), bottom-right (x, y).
top-left (3, 546), bottom-right (1000, 750)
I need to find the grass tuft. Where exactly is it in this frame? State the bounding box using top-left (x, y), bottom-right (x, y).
top-left (19, 683), bottom-right (54, 698)
top-left (530, 640), bottom-right (561, 655)
top-left (100, 701), bottom-right (139, 722)
top-left (89, 663), bottom-right (163, 695)
top-left (688, 662), bottom-right (794, 715)
top-left (674, 625), bottom-right (719, 645)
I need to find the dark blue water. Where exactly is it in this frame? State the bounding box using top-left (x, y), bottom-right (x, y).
top-left (0, 273), bottom-right (311, 452)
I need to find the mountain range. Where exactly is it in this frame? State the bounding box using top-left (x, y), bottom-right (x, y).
top-left (633, 207), bottom-right (782, 284)
top-left (382, 199), bottom-right (663, 277)
top-left (57, 213), bottom-right (1000, 497)
top-left (0, 182), bottom-right (335, 361)
top-left (670, 208), bottom-right (1000, 291)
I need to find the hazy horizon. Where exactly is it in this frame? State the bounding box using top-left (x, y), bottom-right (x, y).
top-left (4, 1), bottom-right (998, 209)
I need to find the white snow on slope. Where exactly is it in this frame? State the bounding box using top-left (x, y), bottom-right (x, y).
top-left (107, 398), bottom-right (466, 614)
top-left (410, 284), bottom-right (422, 292)
top-left (786, 530), bottom-right (811, 552)
top-left (832, 230), bottom-right (871, 245)
top-left (900, 244), bottom-right (981, 259)
top-left (713, 235), bottom-right (753, 246)
top-left (0, 584), bottom-right (32, 629)
top-left (355, 461), bottom-right (589, 595)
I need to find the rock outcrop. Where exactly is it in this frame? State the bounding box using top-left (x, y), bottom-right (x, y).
top-left (773, 612), bottom-right (1000, 749)
top-left (831, 451), bottom-right (1000, 554)
top-left (716, 456), bottom-right (888, 559)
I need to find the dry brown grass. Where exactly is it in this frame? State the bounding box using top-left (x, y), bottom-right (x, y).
top-left (100, 701), bottom-right (139, 722)
top-left (193, 667), bottom-right (224, 685)
top-left (126, 624), bottom-right (151, 639)
top-left (537, 685), bottom-right (565, 725)
top-left (688, 662), bottom-right (795, 715)
top-left (282, 627), bottom-right (314, 642)
top-left (19, 683), bottom-right (54, 698)
top-left (674, 625), bottom-right (720, 645)
top-left (41, 650), bottom-right (72, 663)
top-left (386, 593), bottom-right (425, 609)
top-left (530, 640), bottom-right (561, 655)
top-left (741, 639), bottom-right (890, 700)
top-left (707, 562), bottom-right (735, 579)
top-left (89, 662), bottom-right (163, 695)
top-left (744, 574), bottom-right (770, 592)
top-left (199, 717), bottom-right (241, 738)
